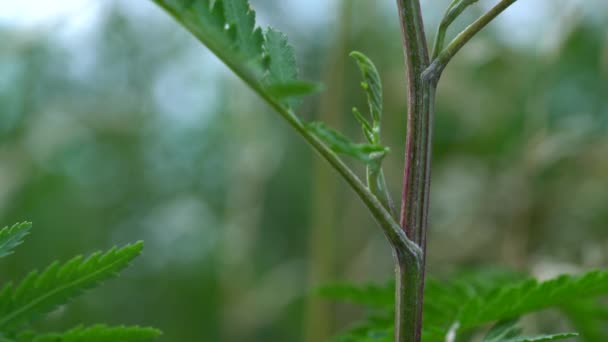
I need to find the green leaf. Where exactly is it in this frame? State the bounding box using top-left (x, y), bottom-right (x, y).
top-left (351, 107), bottom-right (374, 143)
top-left (427, 270), bottom-right (608, 340)
top-left (154, 0), bottom-right (232, 52)
top-left (15, 325), bottom-right (160, 342)
top-left (423, 269), bottom-right (525, 334)
top-left (262, 27), bottom-right (313, 109)
top-left (265, 80), bottom-right (322, 100)
top-left (561, 299), bottom-right (608, 341)
top-left (223, 0), bottom-right (264, 60)
top-left (455, 271), bottom-right (608, 330)
top-left (305, 121), bottom-right (388, 166)
top-left (483, 319), bottom-right (577, 342)
top-left (263, 28), bottom-right (297, 85)
top-left (350, 51), bottom-right (383, 126)
top-left (0, 222), bottom-right (32, 258)
top-left (323, 270), bottom-right (608, 342)
top-left (0, 242), bottom-right (144, 331)
top-left (153, 0), bottom-right (311, 106)
top-left (154, 0), bottom-right (263, 65)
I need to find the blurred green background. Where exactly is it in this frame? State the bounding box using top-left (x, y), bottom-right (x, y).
top-left (0, 0), bottom-right (607, 341)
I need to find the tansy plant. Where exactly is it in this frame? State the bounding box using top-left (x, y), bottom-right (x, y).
top-left (0, 222), bottom-right (160, 341)
top-left (151, 1), bottom-right (608, 341)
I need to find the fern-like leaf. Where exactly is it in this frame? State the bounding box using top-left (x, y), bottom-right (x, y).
top-left (265, 80), bottom-right (322, 100)
top-left (14, 325), bottom-right (160, 342)
top-left (483, 319), bottom-right (577, 342)
top-left (263, 28), bottom-right (296, 85)
top-left (350, 52), bottom-right (382, 129)
top-left (561, 299), bottom-right (608, 341)
top-left (0, 223), bottom-right (32, 258)
top-left (263, 27), bottom-right (305, 107)
top-left (153, 0), bottom-right (318, 105)
top-left (222, 0), bottom-right (263, 60)
top-left (422, 270), bottom-right (608, 340)
top-left (454, 271), bottom-right (608, 330)
top-left (305, 121), bottom-right (388, 166)
top-left (0, 242), bottom-right (144, 331)
top-left (323, 270), bottom-right (608, 342)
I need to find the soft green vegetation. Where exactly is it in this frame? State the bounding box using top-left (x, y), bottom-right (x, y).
top-left (320, 268), bottom-right (608, 341)
top-left (1, 0), bottom-right (607, 341)
top-left (0, 223), bottom-right (159, 342)
top-left (482, 319), bottom-right (576, 342)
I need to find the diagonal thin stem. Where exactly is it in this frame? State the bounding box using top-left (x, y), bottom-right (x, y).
top-left (153, 0), bottom-right (421, 264)
top-left (424, 0), bottom-right (519, 82)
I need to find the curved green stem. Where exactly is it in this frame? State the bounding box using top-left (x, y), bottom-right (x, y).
top-left (260, 90), bottom-right (420, 259)
top-left (432, 0), bottom-right (480, 60)
top-left (424, 0), bottom-right (519, 82)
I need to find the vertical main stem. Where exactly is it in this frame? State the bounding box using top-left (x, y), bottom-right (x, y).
top-left (396, 0), bottom-right (430, 242)
top-left (395, 0), bottom-right (434, 341)
top-left (394, 250), bottom-right (422, 342)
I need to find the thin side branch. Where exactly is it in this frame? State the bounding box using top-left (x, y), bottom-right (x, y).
top-left (424, 0), bottom-right (519, 82)
top-left (432, 0), bottom-right (480, 59)
top-left (261, 96), bottom-right (421, 264)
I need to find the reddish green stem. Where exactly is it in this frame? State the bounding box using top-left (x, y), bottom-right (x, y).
top-left (395, 0), bottom-right (433, 341)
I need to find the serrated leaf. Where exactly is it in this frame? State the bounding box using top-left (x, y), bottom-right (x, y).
top-left (305, 121), bottom-right (388, 165)
top-left (455, 271), bottom-right (608, 331)
top-left (153, 0), bottom-right (314, 107)
top-left (324, 270), bottom-right (608, 342)
top-left (423, 269), bottom-right (526, 333)
top-left (223, 0), bottom-right (263, 59)
top-left (15, 325), bottom-right (160, 342)
top-left (262, 27), bottom-right (306, 107)
top-left (484, 319), bottom-right (577, 342)
top-left (511, 335), bottom-right (578, 342)
top-left (0, 222), bottom-right (32, 258)
top-left (0, 242), bottom-right (144, 331)
top-left (424, 270), bottom-right (608, 341)
top-left (561, 299), bottom-right (608, 342)
top-left (154, 0), bottom-right (230, 50)
top-left (263, 28), bottom-right (297, 84)
top-left (350, 51), bottom-right (383, 126)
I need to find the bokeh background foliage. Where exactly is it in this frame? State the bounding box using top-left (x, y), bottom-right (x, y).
top-left (0, 0), bottom-right (607, 341)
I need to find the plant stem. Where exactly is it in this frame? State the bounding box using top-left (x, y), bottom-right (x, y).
top-left (395, 249), bottom-right (422, 342)
top-left (155, 0), bottom-right (421, 262)
top-left (395, 0), bottom-right (432, 340)
top-left (394, 1), bottom-right (521, 339)
top-left (424, 0), bottom-right (519, 81)
top-left (432, 0), bottom-right (480, 60)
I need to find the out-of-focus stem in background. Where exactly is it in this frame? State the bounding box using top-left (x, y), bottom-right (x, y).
top-left (304, 1), bottom-right (352, 341)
